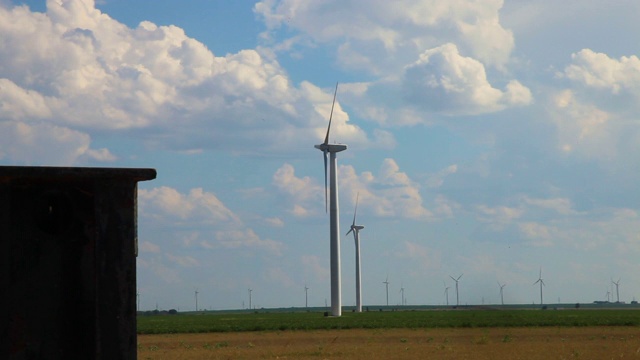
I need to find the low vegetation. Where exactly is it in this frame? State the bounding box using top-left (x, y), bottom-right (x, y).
top-left (138, 327), bottom-right (640, 359)
top-left (137, 309), bottom-right (640, 334)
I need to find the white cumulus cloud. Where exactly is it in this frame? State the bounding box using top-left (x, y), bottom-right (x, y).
top-left (561, 49), bottom-right (640, 94)
top-left (402, 43), bottom-right (532, 115)
top-left (255, 0), bottom-right (515, 73)
top-left (0, 0), bottom-right (377, 164)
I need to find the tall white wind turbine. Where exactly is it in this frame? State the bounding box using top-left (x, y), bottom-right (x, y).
top-left (315, 83), bottom-right (347, 317)
top-left (346, 193), bottom-right (365, 313)
top-left (498, 282), bottom-right (506, 306)
top-left (533, 268), bottom-right (545, 305)
top-left (443, 281), bottom-right (450, 306)
top-left (612, 278), bottom-right (621, 303)
top-left (450, 274), bottom-right (463, 306)
top-left (383, 277), bottom-right (390, 306)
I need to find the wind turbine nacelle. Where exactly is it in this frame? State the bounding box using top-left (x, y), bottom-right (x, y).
top-left (315, 143), bottom-right (347, 152)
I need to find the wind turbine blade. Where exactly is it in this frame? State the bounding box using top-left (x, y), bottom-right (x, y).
top-left (352, 192), bottom-right (359, 226)
top-left (323, 150), bottom-right (328, 212)
top-left (323, 82), bottom-right (339, 145)
top-left (346, 227), bottom-right (353, 236)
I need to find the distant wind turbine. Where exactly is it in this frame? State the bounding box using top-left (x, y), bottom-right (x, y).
top-left (248, 288), bottom-right (252, 309)
top-left (612, 278), bottom-right (621, 303)
top-left (443, 281), bottom-right (450, 306)
top-left (304, 284), bottom-right (309, 308)
top-left (346, 193), bottom-right (365, 313)
top-left (498, 282), bottom-right (506, 306)
top-left (533, 268), bottom-right (545, 305)
top-left (315, 82), bottom-right (347, 317)
top-left (383, 276), bottom-right (390, 306)
top-left (399, 283), bottom-right (405, 306)
top-left (450, 274), bottom-right (463, 306)
top-left (194, 289), bottom-right (199, 311)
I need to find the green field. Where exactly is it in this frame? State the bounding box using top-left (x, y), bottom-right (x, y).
top-left (137, 308), bottom-right (640, 334)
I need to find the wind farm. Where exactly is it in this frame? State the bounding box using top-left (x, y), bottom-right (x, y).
top-left (4, 1), bottom-right (640, 358)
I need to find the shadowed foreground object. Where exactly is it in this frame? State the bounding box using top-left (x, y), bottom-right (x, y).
top-left (0, 166), bottom-right (156, 359)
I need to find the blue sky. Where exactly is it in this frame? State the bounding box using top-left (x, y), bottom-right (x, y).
top-left (2, 0), bottom-right (640, 310)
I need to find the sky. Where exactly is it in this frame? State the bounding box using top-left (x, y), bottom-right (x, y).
top-left (2, 0), bottom-right (640, 311)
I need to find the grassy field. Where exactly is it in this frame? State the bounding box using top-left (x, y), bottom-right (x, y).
top-left (138, 327), bottom-right (640, 359)
top-left (137, 308), bottom-right (640, 334)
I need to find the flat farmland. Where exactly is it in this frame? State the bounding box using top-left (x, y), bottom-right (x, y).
top-left (137, 309), bottom-right (640, 359)
top-left (138, 327), bottom-right (640, 359)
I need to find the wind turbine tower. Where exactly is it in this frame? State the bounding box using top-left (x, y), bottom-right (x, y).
top-left (498, 282), bottom-right (506, 306)
top-left (612, 278), bottom-right (621, 303)
top-left (194, 289), bottom-right (199, 311)
top-left (450, 274), bottom-right (463, 306)
top-left (304, 284), bottom-right (309, 308)
top-left (533, 268), bottom-right (545, 305)
top-left (248, 288), bottom-right (252, 310)
top-left (400, 284), bottom-right (405, 306)
top-left (315, 83), bottom-right (347, 317)
top-left (383, 277), bottom-right (390, 306)
top-left (346, 193), bottom-right (365, 313)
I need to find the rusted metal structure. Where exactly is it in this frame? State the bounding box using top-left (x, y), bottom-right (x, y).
top-left (1, 166), bottom-right (156, 359)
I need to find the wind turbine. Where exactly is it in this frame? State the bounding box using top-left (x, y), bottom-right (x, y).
top-left (450, 274), bottom-right (463, 306)
top-left (498, 282), bottom-right (506, 306)
top-left (304, 284), bottom-right (309, 308)
top-left (137, 290), bottom-right (140, 312)
top-left (346, 193), bottom-right (365, 313)
top-left (443, 281), bottom-right (450, 306)
top-left (248, 288), bottom-right (252, 309)
top-left (399, 283), bottom-right (405, 306)
top-left (612, 278), bottom-right (621, 303)
top-left (383, 276), bottom-right (390, 306)
top-left (533, 268), bottom-right (545, 305)
top-left (194, 289), bottom-right (199, 311)
top-left (315, 82), bottom-right (347, 317)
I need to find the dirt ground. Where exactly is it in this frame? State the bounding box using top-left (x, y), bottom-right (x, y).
top-left (138, 327), bottom-right (640, 359)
